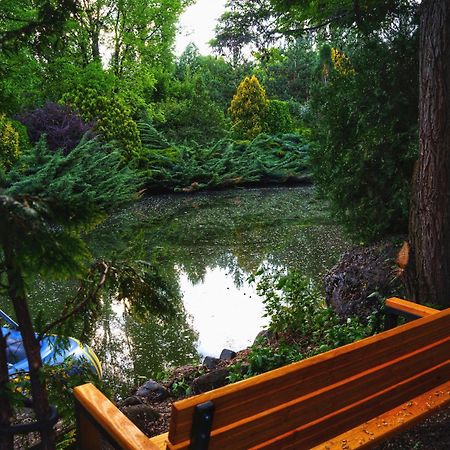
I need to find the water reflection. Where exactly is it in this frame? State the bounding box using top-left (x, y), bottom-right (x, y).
top-left (180, 264), bottom-right (268, 359)
top-left (4, 187), bottom-right (350, 396)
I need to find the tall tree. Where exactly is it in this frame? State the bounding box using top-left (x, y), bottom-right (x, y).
top-left (407, 0), bottom-right (450, 307)
top-left (212, 0), bottom-right (283, 64)
top-left (109, 0), bottom-right (191, 77)
top-left (0, 0), bottom-right (78, 46)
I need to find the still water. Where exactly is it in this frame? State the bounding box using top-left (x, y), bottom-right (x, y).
top-left (22, 187), bottom-right (351, 395)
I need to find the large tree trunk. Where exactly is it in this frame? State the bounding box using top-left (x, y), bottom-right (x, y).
top-left (407, 0), bottom-right (450, 308)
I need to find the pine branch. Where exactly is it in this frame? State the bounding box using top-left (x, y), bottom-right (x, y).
top-left (39, 261), bottom-right (109, 336)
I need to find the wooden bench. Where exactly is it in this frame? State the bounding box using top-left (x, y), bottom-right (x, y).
top-left (74, 298), bottom-right (450, 449)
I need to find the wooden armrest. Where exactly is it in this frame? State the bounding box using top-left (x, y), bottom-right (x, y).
top-left (385, 297), bottom-right (440, 318)
top-left (74, 383), bottom-right (159, 450)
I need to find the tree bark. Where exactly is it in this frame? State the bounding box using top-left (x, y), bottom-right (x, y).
top-left (407, 0), bottom-right (450, 308)
top-left (2, 239), bottom-right (56, 450)
top-left (0, 331), bottom-right (13, 450)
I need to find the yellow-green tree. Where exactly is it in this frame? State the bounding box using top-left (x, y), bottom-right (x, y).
top-left (0, 114), bottom-right (20, 173)
top-left (229, 75), bottom-right (268, 139)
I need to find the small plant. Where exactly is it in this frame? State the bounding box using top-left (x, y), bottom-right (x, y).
top-left (170, 377), bottom-right (193, 397)
top-left (229, 270), bottom-right (376, 381)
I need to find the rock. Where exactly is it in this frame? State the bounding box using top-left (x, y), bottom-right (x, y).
top-left (192, 368), bottom-right (230, 394)
top-left (118, 395), bottom-right (142, 408)
top-left (121, 404), bottom-right (160, 429)
top-left (219, 349), bottom-right (236, 361)
top-left (253, 330), bottom-right (273, 346)
top-left (324, 242), bottom-right (404, 322)
top-left (203, 356), bottom-right (221, 370)
top-left (135, 380), bottom-right (169, 401)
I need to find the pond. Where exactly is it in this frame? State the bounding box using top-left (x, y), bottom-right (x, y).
top-left (7, 186), bottom-right (351, 396)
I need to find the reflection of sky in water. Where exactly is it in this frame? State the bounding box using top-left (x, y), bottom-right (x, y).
top-left (93, 299), bottom-right (135, 378)
top-left (180, 266), bottom-right (269, 358)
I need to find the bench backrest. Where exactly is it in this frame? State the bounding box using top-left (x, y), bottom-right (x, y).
top-left (167, 308), bottom-right (450, 449)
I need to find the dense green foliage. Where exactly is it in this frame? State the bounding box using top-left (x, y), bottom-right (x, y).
top-left (311, 31), bottom-right (418, 240)
top-left (0, 114), bottom-right (20, 173)
top-left (137, 132), bottom-right (310, 191)
top-left (265, 100), bottom-right (294, 134)
top-left (62, 88), bottom-right (142, 160)
top-left (229, 271), bottom-right (376, 380)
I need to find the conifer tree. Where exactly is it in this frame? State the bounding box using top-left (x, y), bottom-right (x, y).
top-left (0, 138), bottom-right (141, 449)
top-left (229, 75), bottom-right (268, 139)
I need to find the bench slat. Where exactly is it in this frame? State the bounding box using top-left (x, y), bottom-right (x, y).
top-left (168, 309), bottom-right (450, 445)
top-left (249, 364), bottom-right (450, 450)
top-left (258, 378), bottom-right (450, 450)
top-left (168, 338), bottom-right (450, 449)
top-left (311, 381), bottom-right (450, 450)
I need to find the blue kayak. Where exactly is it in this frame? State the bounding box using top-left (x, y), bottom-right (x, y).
top-left (1, 311), bottom-right (102, 378)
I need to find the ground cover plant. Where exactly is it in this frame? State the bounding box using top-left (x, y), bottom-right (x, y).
top-left (137, 130), bottom-right (311, 191)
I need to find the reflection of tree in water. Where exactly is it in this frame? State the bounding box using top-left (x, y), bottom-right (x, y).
top-left (88, 187), bottom-right (348, 288)
top-left (92, 296), bottom-right (198, 397)
top-left (24, 262), bottom-right (199, 397)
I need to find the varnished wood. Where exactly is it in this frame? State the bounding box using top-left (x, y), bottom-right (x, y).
top-left (148, 432), bottom-right (169, 449)
top-left (167, 343), bottom-right (450, 449)
top-left (168, 308), bottom-right (450, 444)
top-left (310, 381), bottom-right (450, 450)
top-left (248, 364), bottom-right (449, 450)
top-left (74, 383), bottom-right (159, 450)
top-left (75, 398), bottom-right (103, 450)
top-left (386, 297), bottom-right (440, 317)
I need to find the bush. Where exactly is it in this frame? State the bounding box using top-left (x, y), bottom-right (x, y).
top-left (310, 32), bottom-right (418, 241)
top-left (136, 133), bottom-right (311, 192)
top-left (265, 100), bottom-right (293, 134)
top-left (62, 88), bottom-right (142, 161)
top-left (18, 102), bottom-right (91, 154)
top-left (155, 86), bottom-right (227, 145)
top-left (0, 114), bottom-right (20, 172)
top-left (229, 270), bottom-right (375, 380)
top-left (228, 75), bottom-right (268, 139)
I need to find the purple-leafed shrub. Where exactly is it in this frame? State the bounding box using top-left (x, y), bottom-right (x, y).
top-left (18, 102), bottom-right (92, 154)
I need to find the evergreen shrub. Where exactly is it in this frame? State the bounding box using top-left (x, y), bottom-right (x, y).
top-left (0, 114), bottom-right (20, 172)
top-left (310, 33), bottom-right (418, 241)
top-left (62, 88), bottom-right (142, 161)
top-left (265, 100), bottom-right (293, 134)
top-left (228, 75), bottom-right (268, 139)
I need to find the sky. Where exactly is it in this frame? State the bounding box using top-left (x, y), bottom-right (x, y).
top-left (175, 0), bottom-right (226, 56)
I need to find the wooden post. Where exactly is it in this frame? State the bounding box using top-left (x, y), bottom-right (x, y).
top-left (75, 398), bottom-right (103, 450)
